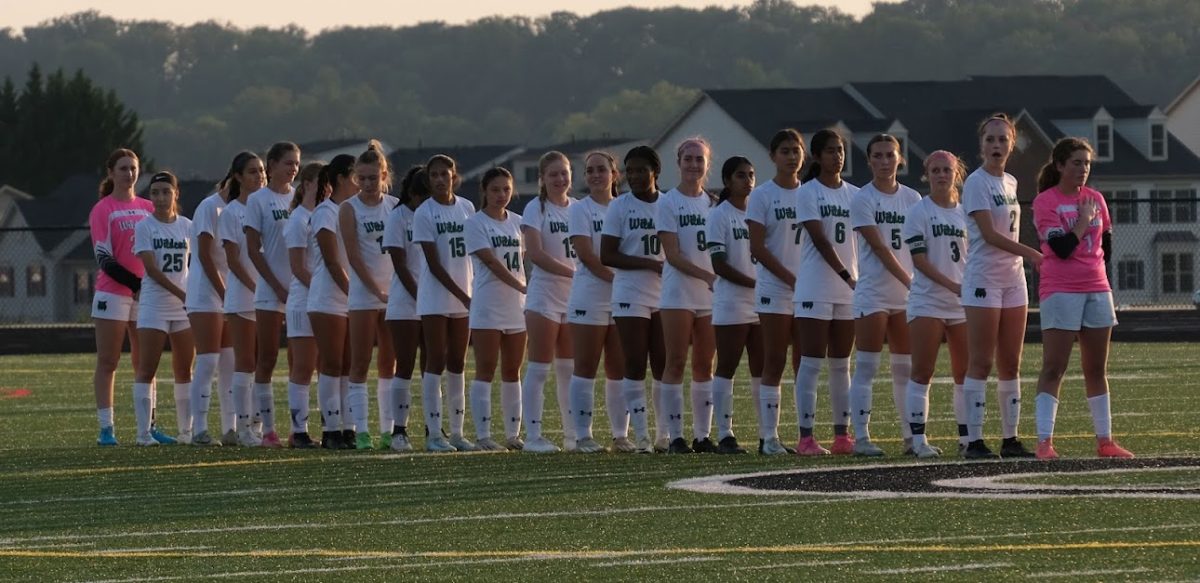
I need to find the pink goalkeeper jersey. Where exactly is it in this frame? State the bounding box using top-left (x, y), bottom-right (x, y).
top-left (89, 194), bottom-right (154, 297)
top-left (1032, 185), bottom-right (1111, 300)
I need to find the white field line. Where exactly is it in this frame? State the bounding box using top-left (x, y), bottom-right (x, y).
top-left (84, 565), bottom-right (389, 582)
top-left (1027, 568), bottom-right (1152, 579)
top-left (933, 466), bottom-right (1200, 493)
top-left (594, 556), bottom-right (721, 567)
top-left (865, 562), bottom-right (1013, 574)
top-left (731, 559), bottom-right (866, 571)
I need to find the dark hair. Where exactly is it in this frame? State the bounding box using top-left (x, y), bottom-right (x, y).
top-left (479, 167), bottom-right (514, 210)
top-left (424, 154), bottom-right (463, 193)
top-left (537, 150), bottom-right (570, 203)
top-left (265, 141), bottom-right (300, 178)
top-left (291, 161), bottom-right (325, 210)
top-left (98, 148), bottom-right (139, 198)
top-left (803, 129), bottom-right (845, 183)
top-left (718, 156), bottom-right (753, 203)
top-left (396, 165), bottom-right (429, 208)
top-left (1037, 137), bottom-right (1094, 193)
top-left (221, 151), bottom-right (261, 202)
top-left (583, 150), bottom-right (621, 197)
top-left (769, 129), bottom-right (805, 156)
top-left (324, 154), bottom-right (356, 197)
top-left (356, 139), bottom-right (393, 191)
top-left (624, 145), bottom-right (662, 192)
top-left (866, 133), bottom-right (904, 167)
top-left (147, 171), bottom-right (180, 216)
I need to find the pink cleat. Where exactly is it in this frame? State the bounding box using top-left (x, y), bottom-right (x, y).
top-left (260, 431), bottom-right (284, 449)
top-left (1097, 438), bottom-right (1134, 459)
top-left (1035, 438), bottom-right (1058, 460)
top-left (795, 436), bottom-right (831, 456)
top-left (829, 434), bottom-right (855, 455)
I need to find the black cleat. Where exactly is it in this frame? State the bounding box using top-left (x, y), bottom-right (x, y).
top-left (963, 439), bottom-right (1000, 459)
top-left (289, 432), bottom-right (317, 449)
top-left (340, 429), bottom-right (357, 450)
top-left (717, 435), bottom-right (747, 454)
top-left (321, 431), bottom-right (342, 449)
top-left (999, 437), bottom-right (1036, 458)
top-left (691, 437), bottom-right (719, 453)
top-left (668, 437), bottom-right (693, 454)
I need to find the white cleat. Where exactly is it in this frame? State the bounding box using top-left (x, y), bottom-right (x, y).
top-left (504, 436), bottom-right (525, 451)
top-left (760, 437), bottom-right (789, 455)
top-left (425, 436), bottom-right (457, 453)
top-left (390, 433), bottom-right (413, 452)
top-left (475, 437), bottom-right (507, 452)
top-left (523, 436), bottom-right (561, 453)
top-left (912, 442), bottom-right (942, 459)
top-left (853, 439), bottom-right (886, 457)
top-left (135, 433), bottom-right (160, 446)
top-left (575, 437), bottom-right (608, 453)
top-left (448, 434), bottom-right (478, 452)
top-left (176, 430), bottom-right (193, 445)
top-left (634, 435), bottom-right (654, 454)
top-left (611, 436), bottom-right (637, 453)
top-left (237, 429), bottom-right (262, 447)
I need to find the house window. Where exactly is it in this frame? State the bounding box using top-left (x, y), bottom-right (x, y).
top-left (1150, 123), bottom-right (1167, 159)
top-left (1096, 123), bottom-right (1112, 160)
top-left (1116, 259), bottom-right (1144, 290)
top-left (1108, 189), bottom-right (1138, 224)
top-left (26, 264), bottom-right (46, 297)
top-left (0, 266), bottom-right (12, 297)
top-left (74, 269), bottom-right (94, 304)
top-left (524, 166), bottom-right (538, 185)
top-left (1150, 189), bottom-right (1197, 224)
top-left (1161, 252), bottom-right (1195, 294)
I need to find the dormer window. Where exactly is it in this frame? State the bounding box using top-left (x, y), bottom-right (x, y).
top-left (1096, 122), bottom-right (1113, 160)
top-left (1150, 122), bottom-right (1167, 159)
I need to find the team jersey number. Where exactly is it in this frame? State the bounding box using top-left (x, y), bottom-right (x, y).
top-left (834, 223), bottom-right (846, 244)
top-left (161, 253), bottom-right (184, 273)
top-left (377, 236), bottom-right (385, 254)
top-left (890, 228), bottom-right (902, 250)
top-left (950, 241), bottom-right (962, 263)
top-left (695, 231), bottom-right (707, 252)
top-left (504, 251), bottom-right (521, 271)
top-left (1008, 210), bottom-right (1018, 233)
top-left (562, 238), bottom-right (576, 259)
top-left (449, 237), bottom-right (466, 258)
top-left (640, 233), bottom-right (661, 256)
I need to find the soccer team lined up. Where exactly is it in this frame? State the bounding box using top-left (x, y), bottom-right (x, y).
top-left (88, 112), bottom-right (1135, 461)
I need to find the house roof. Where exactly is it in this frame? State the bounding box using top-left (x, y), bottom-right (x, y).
top-left (703, 87), bottom-right (874, 146)
top-left (526, 136), bottom-right (639, 157)
top-left (1153, 230), bottom-right (1199, 243)
top-left (297, 138), bottom-right (373, 156)
top-left (388, 144), bottom-right (524, 203)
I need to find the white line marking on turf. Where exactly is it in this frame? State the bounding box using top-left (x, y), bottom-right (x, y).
top-left (594, 556), bottom-right (721, 567)
top-left (864, 562), bottom-right (1013, 574)
top-left (731, 559), bottom-right (866, 570)
top-left (1027, 568), bottom-right (1152, 578)
top-left (933, 466), bottom-right (1200, 493)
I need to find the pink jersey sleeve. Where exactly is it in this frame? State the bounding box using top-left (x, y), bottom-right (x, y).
top-left (90, 196), bottom-right (153, 296)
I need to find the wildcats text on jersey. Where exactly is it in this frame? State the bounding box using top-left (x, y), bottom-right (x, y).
top-left (490, 235), bottom-right (520, 247)
top-left (629, 217), bottom-right (656, 230)
top-left (152, 238), bottom-right (188, 250)
top-left (363, 220), bottom-right (385, 234)
top-left (875, 210), bottom-right (906, 224)
top-left (931, 223), bottom-right (965, 238)
top-left (436, 222), bottom-right (465, 234)
top-left (991, 192), bottom-right (1019, 206)
top-left (773, 207), bottom-right (796, 220)
top-left (678, 214), bottom-right (706, 227)
top-left (271, 209), bottom-right (290, 221)
top-left (548, 221), bottom-right (569, 233)
top-left (819, 204), bottom-right (850, 218)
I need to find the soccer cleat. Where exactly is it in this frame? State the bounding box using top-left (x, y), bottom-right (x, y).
top-left (191, 430), bottom-right (220, 447)
top-left (999, 437), bottom-right (1036, 458)
top-left (830, 435), bottom-right (855, 455)
top-left (653, 436), bottom-right (670, 454)
top-left (611, 436), bottom-right (637, 453)
top-left (691, 437), bottom-right (719, 453)
top-left (237, 429), bottom-right (262, 447)
top-left (377, 432), bottom-right (392, 450)
top-left (1097, 438), bottom-right (1134, 459)
top-left (340, 429), bottom-right (357, 450)
top-left (288, 432), bottom-right (317, 449)
top-left (425, 435), bottom-right (457, 453)
top-left (355, 432), bottom-right (374, 450)
top-left (633, 436), bottom-right (654, 454)
top-left (176, 430), bottom-right (193, 445)
top-left (320, 431), bottom-right (342, 449)
top-left (1036, 438), bottom-right (1059, 460)
top-left (668, 437), bottom-right (693, 454)
top-left (563, 438), bottom-right (579, 453)
top-left (902, 437), bottom-right (914, 456)
top-left (912, 442), bottom-right (941, 459)
top-left (135, 432), bottom-right (160, 446)
top-left (97, 426), bottom-right (119, 447)
top-left (260, 431), bottom-right (284, 449)
top-left (504, 436), bottom-right (525, 451)
top-left (795, 436), bottom-right (831, 456)
top-left (853, 438), bottom-right (885, 457)
top-left (576, 437), bottom-right (608, 453)
top-left (448, 434), bottom-right (478, 452)
top-left (221, 429), bottom-right (239, 446)
top-left (963, 439), bottom-right (1000, 459)
top-left (716, 435), bottom-right (747, 454)
top-left (759, 437), bottom-right (789, 455)
top-left (149, 426), bottom-right (177, 445)
top-left (475, 437), bottom-right (507, 452)
top-left (390, 432), bottom-right (414, 452)
top-left (523, 436), bottom-right (561, 453)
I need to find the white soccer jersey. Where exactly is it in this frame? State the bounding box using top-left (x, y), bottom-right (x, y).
top-left (283, 205), bottom-right (317, 314)
top-left (306, 199), bottom-right (349, 315)
top-left (521, 197), bottom-right (573, 314)
top-left (413, 196), bottom-right (475, 316)
top-left (745, 179), bottom-right (802, 301)
top-left (851, 182), bottom-right (920, 311)
top-left (566, 196), bottom-right (613, 315)
top-left (706, 200), bottom-right (756, 317)
top-left (657, 188), bottom-right (714, 310)
top-left (466, 210), bottom-right (526, 330)
top-left (903, 196), bottom-right (968, 318)
top-left (601, 192), bottom-right (663, 309)
top-left (962, 168), bottom-right (1025, 289)
top-left (218, 199), bottom-right (255, 314)
top-left (133, 215), bottom-right (192, 321)
top-left (794, 179), bottom-right (858, 305)
top-left (383, 203), bottom-right (425, 318)
top-left (243, 186), bottom-right (294, 309)
top-left (185, 193), bottom-right (226, 313)
top-left (344, 194), bottom-right (398, 310)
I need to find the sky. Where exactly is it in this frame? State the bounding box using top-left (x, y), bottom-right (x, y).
top-left (4, 0), bottom-right (894, 32)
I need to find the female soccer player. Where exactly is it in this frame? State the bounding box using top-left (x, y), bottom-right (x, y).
top-left (308, 154), bottom-right (357, 449)
top-left (341, 140), bottom-right (398, 450)
top-left (466, 167), bottom-right (527, 452)
top-left (130, 171), bottom-right (193, 445)
top-left (747, 129), bottom-right (805, 455)
top-left (90, 148), bottom-right (156, 446)
top-left (961, 113), bottom-right (1042, 459)
top-left (706, 156), bottom-right (760, 454)
top-left (384, 166), bottom-right (430, 452)
top-left (903, 150), bottom-right (971, 459)
top-left (1031, 138), bottom-right (1132, 459)
top-left (658, 137), bottom-right (718, 454)
top-left (600, 145), bottom-right (666, 454)
top-left (847, 134), bottom-right (921, 456)
top-left (244, 141), bottom-right (301, 448)
top-left (218, 151), bottom-right (266, 446)
top-left (414, 154), bottom-right (476, 453)
top-left (281, 161), bottom-right (325, 448)
top-left (520, 152), bottom-right (577, 451)
top-left (793, 129), bottom-right (858, 456)
top-left (567, 151), bottom-right (630, 453)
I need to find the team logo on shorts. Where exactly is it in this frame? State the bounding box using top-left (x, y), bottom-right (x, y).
top-left (575, 310), bottom-right (587, 317)
top-left (759, 297), bottom-right (771, 305)
top-left (801, 301), bottom-right (814, 310)
top-left (97, 300), bottom-right (107, 311)
top-left (618, 303), bottom-right (631, 310)
top-left (975, 288), bottom-right (987, 298)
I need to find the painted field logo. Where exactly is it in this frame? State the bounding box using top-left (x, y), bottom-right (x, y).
top-left (668, 458), bottom-right (1200, 500)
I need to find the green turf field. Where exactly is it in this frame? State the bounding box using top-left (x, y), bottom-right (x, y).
top-left (1, 343), bottom-right (1198, 581)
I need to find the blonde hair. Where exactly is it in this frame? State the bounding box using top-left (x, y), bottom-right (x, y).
top-left (922, 150), bottom-right (967, 203)
top-left (537, 150), bottom-right (570, 203)
top-left (356, 139), bottom-right (392, 190)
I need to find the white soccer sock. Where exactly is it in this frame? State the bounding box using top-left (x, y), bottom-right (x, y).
top-left (652, 380), bottom-right (667, 441)
top-left (190, 352), bottom-right (218, 434)
top-left (850, 351), bottom-right (881, 441)
top-left (964, 376), bottom-right (987, 441)
top-left (391, 377), bottom-right (412, 431)
top-left (828, 356), bottom-right (850, 432)
top-left (554, 358), bottom-right (575, 443)
top-left (501, 381), bottom-right (521, 439)
top-left (97, 407), bottom-right (114, 430)
top-left (422, 373), bottom-right (443, 437)
top-left (317, 374), bottom-right (340, 432)
top-left (795, 357), bottom-right (823, 431)
top-left (217, 347), bottom-right (236, 434)
top-left (569, 375), bottom-right (595, 442)
top-left (623, 378), bottom-right (649, 440)
top-left (287, 382), bottom-right (310, 435)
top-left (906, 380), bottom-right (930, 440)
top-left (891, 354), bottom-right (913, 440)
top-left (377, 378), bottom-right (393, 435)
top-left (174, 382), bottom-right (191, 435)
top-left (469, 380), bottom-right (492, 440)
top-left (522, 361), bottom-right (550, 440)
top-left (690, 379), bottom-right (714, 440)
top-left (759, 384), bottom-right (782, 440)
top-left (1035, 392), bottom-right (1059, 441)
top-left (253, 382), bottom-right (275, 433)
top-left (661, 383), bottom-right (685, 440)
top-left (133, 382), bottom-right (152, 436)
top-left (339, 376), bottom-right (350, 430)
top-left (712, 376), bottom-right (735, 440)
top-left (605, 379), bottom-right (628, 438)
top-left (149, 378), bottom-right (159, 429)
top-left (347, 382), bottom-right (370, 435)
top-left (232, 372), bottom-right (254, 432)
top-left (997, 377), bottom-right (1021, 439)
top-left (446, 372), bottom-right (466, 437)
top-left (953, 382), bottom-right (968, 447)
top-left (1087, 393), bottom-right (1112, 439)
top-left (749, 377), bottom-right (762, 429)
